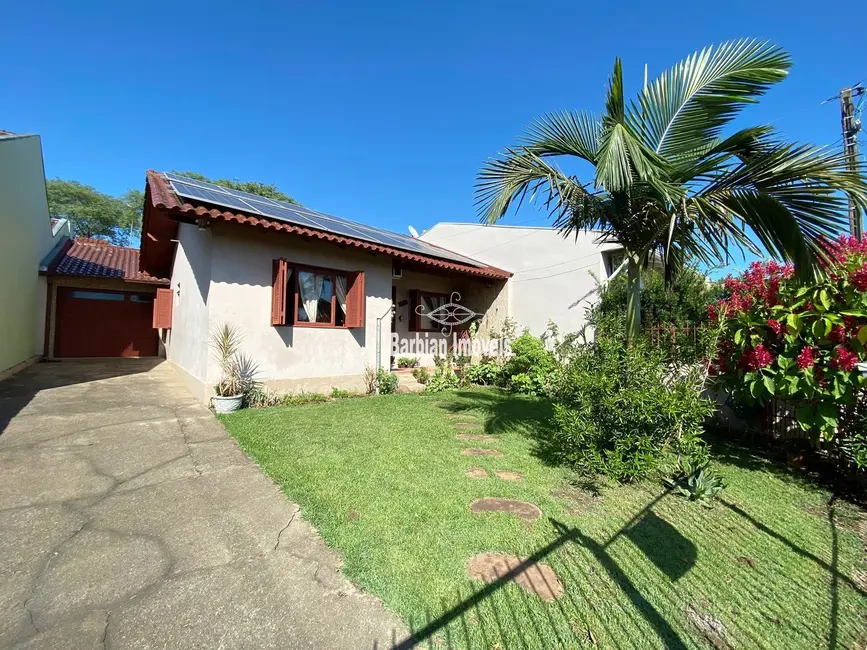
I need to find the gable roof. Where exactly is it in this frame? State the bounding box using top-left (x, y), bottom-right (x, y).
top-left (144, 171), bottom-right (511, 281)
top-left (46, 238), bottom-right (168, 284)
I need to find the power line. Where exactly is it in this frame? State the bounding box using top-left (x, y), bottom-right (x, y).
top-left (512, 261), bottom-right (599, 283)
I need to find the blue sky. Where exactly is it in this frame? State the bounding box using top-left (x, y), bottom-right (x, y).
top-left (2, 0), bottom-right (864, 274)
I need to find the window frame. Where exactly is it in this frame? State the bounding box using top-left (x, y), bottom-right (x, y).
top-left (414, 290), bottom-right (451, 332)
top-left (290, 263), bottom-right (350, 330)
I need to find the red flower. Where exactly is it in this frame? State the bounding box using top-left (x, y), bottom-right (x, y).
top-left (797, 346), bottom-right (816, 369)
top-left (740, 345), bottom-right (774, 371)
top-left (829, 325), bottom-right (847, 343)
top-left (767, 319), bottom-right (784, 335)
top-left (850, 264), bottom-right (867, 292)
top-left (830, 346), bottom-right (859, 372)
top-left (844, 315), bottom-right (860, 333)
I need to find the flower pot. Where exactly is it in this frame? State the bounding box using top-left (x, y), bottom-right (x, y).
top-left (212, 394), bottom-right (243, 413)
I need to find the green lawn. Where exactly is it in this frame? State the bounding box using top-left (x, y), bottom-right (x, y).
top-left (220, 389), bottom-right (866, 649)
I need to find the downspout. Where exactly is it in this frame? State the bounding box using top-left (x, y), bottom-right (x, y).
top-left (374, 304), bottom-right (395, 395)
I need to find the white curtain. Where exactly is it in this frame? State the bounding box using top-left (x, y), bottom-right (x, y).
top-left (335, 275), bottom-right (347, 315)
top-left (299, 272), bottom-right (324, 322)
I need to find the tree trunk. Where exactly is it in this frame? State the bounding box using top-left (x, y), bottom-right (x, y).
top-left (626, 255), bottom-right (641, 346)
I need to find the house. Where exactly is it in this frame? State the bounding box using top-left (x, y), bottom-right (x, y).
top-left (41, 238), bottom-right (169, 358)
top-left (138, 172), bottom-right (512, 401)
top-left (0, 131), bottom-right (70, 380)
top-left (421, 223), bottom-right (627, 335)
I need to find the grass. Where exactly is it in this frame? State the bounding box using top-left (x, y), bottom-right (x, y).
top-left (220, 388), bottom-right (867, 649)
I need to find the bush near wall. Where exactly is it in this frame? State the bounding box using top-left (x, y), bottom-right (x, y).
top-left (710, 239), bottom-right (867, 469)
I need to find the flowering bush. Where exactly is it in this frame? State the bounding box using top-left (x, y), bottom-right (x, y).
top-left (711, 238), bottom-right (867, 441)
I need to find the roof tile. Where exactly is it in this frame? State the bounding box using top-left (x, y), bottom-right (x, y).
top-left (50, 238), bottom-right (168, 284)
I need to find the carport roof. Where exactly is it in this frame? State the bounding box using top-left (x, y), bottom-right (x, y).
top-left (45, 238), bottom-right (169, 285)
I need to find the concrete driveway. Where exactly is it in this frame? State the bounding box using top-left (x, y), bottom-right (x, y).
top-left (0, 360), bottom-right (406, 649)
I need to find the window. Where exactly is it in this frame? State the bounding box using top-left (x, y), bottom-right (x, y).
top-left (271, 259), bottom-right (364, 328)
top-left (130, 294), bottom-right (154, 303)
top-left (604, 249), bottom-right (627, 278)
top-left (409, 290), bottom-right (451, 332)
top-left (70, 290), bottom-right (124, 301)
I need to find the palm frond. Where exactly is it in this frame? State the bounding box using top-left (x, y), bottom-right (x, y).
top-left (519, 111), bottom-right (601, 162)
top-left (633, 39), bottom-right (790, 158)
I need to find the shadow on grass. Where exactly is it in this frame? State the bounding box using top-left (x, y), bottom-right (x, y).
top-left (435, 389), bottom-right (565, 466)
top-left (387, 490), bottom-right (698, 650)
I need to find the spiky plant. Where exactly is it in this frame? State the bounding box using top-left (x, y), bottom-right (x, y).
top-left (476, 39), bottom-right (867, 344)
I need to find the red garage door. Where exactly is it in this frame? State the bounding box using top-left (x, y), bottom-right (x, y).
top-left (55, 288), bottom-right (159, 357)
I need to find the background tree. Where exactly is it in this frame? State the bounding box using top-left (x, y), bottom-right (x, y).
top-left (172, 171), bottom-right (298, 204)
top-left (46, 179), bottom-right (140, 247)
top-left (476, 39), bottom-right (867, 344)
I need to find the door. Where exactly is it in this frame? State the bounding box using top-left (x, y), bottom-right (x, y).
top-left (55, 288), bottom-right (159, 357)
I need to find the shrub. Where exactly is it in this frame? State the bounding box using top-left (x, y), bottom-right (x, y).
top-left (376, 368), bottom-right (399, 395)
top-left (397, 356), bottom-right (420, 368)
top-left (363, 365), bottom-right (377, 395)
top-left (711, 241), bottom-right (867, 448)
top-left (463, 360), bottom-right (502, 386)
top-left (282, 392), bottom-right (329, 406)
top-left (412, 367), bottom-right (431, 385)
top-left (548, 333), bottom-right (715, 482)
top-left (503, 331), bottom-right (557, 395)
top-left (424, 366), bottom-right (460, 393)
top-left (331, 387), bottom-right (362, 399)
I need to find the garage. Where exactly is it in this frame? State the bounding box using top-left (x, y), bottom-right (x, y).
top-left (43, 238), bottom-right (170, 359)
top-left (54, 288), bottom-right (158, 357)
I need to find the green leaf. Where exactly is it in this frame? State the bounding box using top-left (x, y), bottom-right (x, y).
top-left (858, 326), bottom-right (867, 345)
top-left (812, 318), bottom-right (831, 339)
top-left (762, 374), bottom-right (775, 396)
top-left (734, 329), bottom-right (744, 346)
top-left (749, 379), bottom-right (762, 399)
top-left (795, 405), bottom-right (814, 431)
top-left (819, 289), bottom-right (832, 311)
top-left (786, 313), bottom-right (801, 335)
top-left (817, 402), bottom-right (838, 429)
top-left (788, 376), bottom-right (800, 393)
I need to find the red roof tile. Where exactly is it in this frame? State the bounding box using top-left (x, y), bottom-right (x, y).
top-left (145, 170), bottom-right (512, 281)
top-left (49, 238), bottom-right (168, 284)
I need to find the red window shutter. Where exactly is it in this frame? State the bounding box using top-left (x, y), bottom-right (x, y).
top-left (345, 271), bottom-right (366, 328)
top-left (153, 288), bottom-right (173, 329)
top-left (409, 289), bottom-right (420, 332)
top-left (271, 259), bottom-right (288, 326)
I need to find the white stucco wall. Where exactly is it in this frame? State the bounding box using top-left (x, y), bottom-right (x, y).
top-left (421, 223), bottom-right (622, 336)
top-left (165, 222), bottom-right (212, 396)
top-left (0, 134), bottom-right (63, 375)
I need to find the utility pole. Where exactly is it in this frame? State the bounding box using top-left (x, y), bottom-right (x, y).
top-left (840, 84), bottom-right (864, 238)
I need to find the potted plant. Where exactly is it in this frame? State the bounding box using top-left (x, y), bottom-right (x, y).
top-left (210, 324), bottom-right (258, 413)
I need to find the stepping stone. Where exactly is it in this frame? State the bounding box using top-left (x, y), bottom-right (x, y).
top-left (470, 498), bottom-right (541, 521)
top-left (461, 449), bottom-right (503, 457)
top-left (467, 553), bottom-right (564, 602)
top-left (456, 433), bottom-right (495, 442)
top-left (454, 422), bottom-right (480, 429)
top-left (465, 468), bottom-right (488, 479)
top-left (495, 470), bottom-right (524, 481)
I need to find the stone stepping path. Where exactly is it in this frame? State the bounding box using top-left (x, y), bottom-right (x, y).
top-left (465, 467), bottom-right (488, 479)
top-left (495, 470), bottom-right (524, 481)
top-left (467, 553), bottom-right (564, 601)
top-left (456, 433), bottom-right (495, 442)
top-left (461, 448), bottom-right (503, 457)
top-left (454, 422), bottom-right (480, 429)
top-left (470, 498), bottom-right (541, 521)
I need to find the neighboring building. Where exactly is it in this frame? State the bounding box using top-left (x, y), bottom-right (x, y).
top-left (139, 172), bottom-right (511, 401)
top-left (0, 131), bottom-right (70, 379)
top-left (41, 238), bottom-right (169, 358)
top-left (421, 223), bottom-right (626, 335)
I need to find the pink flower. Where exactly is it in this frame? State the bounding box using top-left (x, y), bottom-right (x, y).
top-left (740, 345), bottom-right (774, 371)
top-left (844, 316), bottom-right (860, 333)
top-left (797, 346), bottom-right (816, 369)
top-left (850, 264), bottom-right (867, 292)
top-left (767, 319), bottom-right (784, 335)
top-left (830, 346), bottom-right (859, 372)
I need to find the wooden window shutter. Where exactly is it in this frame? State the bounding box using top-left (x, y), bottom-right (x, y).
top-left (153, 288), bottom-right (173, 329)
top-left (344, 271), bottom-right (366, 328)
top-left (409, 289), bottom-right (420, 332)
top-left (271, 258), bottom-right (289, 326)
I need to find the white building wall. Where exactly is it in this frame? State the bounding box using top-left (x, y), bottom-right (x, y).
top-left (0, 134), bottom-right (66, 376)
top-left (165, 222), bottom-right (212, 399)
top-left (421, 223), bottom-right (621, 336)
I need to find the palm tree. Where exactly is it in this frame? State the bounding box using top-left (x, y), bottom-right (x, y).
top-left (476, 39), bottom-right (867, 344)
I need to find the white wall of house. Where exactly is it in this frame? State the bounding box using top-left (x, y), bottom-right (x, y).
top-left (0, 134), bottom-right (68, 377)
top-left (421, 223), bottom-right (622, 336)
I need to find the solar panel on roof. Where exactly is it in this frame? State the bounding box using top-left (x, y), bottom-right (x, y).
top-left (164, 173), bottom-right (486, 268)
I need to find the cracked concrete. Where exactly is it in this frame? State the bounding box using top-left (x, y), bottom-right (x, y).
top-left (0, 360), bottom-right (407, 649)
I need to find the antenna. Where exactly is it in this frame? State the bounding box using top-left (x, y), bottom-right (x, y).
top-left (408, 226), bottom-right (419, 238)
